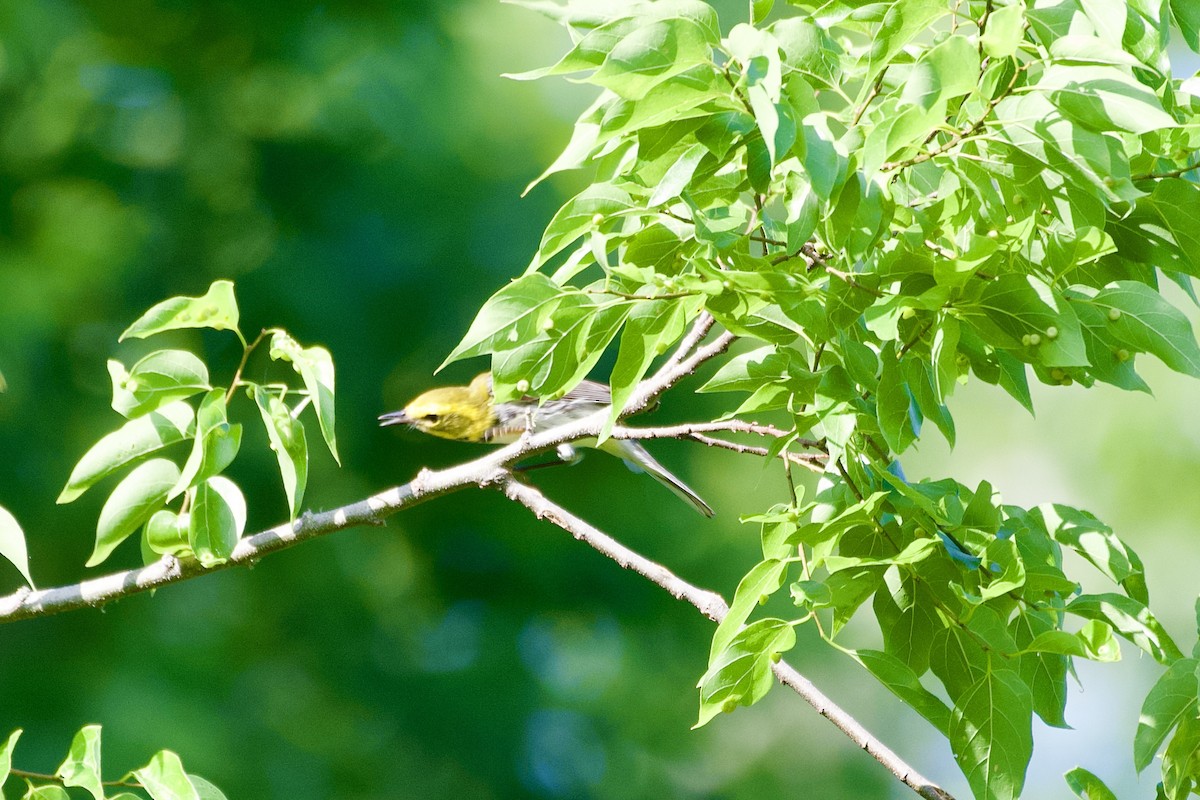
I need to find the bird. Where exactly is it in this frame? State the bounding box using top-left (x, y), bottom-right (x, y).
top-left (379, 372), bottom-right (714, 517)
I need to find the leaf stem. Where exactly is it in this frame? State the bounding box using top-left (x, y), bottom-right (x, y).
top-left (226, 328), bottom-right (270, 403)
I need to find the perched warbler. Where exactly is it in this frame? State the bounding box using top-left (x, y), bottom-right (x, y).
top-left (379, 372), bottom-right (714, 517)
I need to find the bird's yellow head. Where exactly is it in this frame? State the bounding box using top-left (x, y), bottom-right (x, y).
top-left (379, 372), bottom-right (496, 442)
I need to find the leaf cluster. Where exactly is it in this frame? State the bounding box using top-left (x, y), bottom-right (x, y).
top-left (56, 281), bottom-right (338, 569)
top-left (0, 725), bottom-right (226, 800)
top-left (454, 0), bottom-right (1200, 797)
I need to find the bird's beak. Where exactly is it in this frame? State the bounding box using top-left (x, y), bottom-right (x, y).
top-left (378, 409), bottom-right (411, 428)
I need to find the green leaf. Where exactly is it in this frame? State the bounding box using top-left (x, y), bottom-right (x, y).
top-left (1088, 281), bottom-right (1200, 378)
top-left (491, 299), bottom-right (631, 403)
top-left (55, 724), bottom-right (103, 800)
top-left (949, 668), bottom-right (1034, 800)
top-left (0, 728), bottom-right (22, 785)
top-left (1162, 713), bottom-right (1200, 800)
top-left (974, 275), bottom-right (1089, 367)
top-left (603, 295), bottom-right (698, 435)
top-left (88, 458), bottom-right (181, 567)
top-left (253, 387), bottom-right (307, 519)
top-left (145, 509), bottom-right (190, 557)
top-left (120, 280), bottom-right (241, 342)
top-left (877, 343), bottom-right (917, 454)
top-left (1020, 621), bottom-right (1120, 662)
top-left (1038, 64), bottom-right (1177, 135)
top-left (1134, 657), bottom-right (1200, 773)
top-left (696, 618), bottom-right (796, 728)
top-left (134, 750), bottom-right (201, 800)
top-left (1174, 0), bottom-right (1200, 51)
top-left (187, 775), bottom-right (229, 800)
top-left (109, 350), bottom-right (211, 419)
top-left (533, 183), bottom-right (634, 268)
top-left (268, 331), bottom-right (339, 463)
top-left (750, 0), bottom-right (773, 25)
top-left (981, 3), bottom-right (1026, 58)
top-left (1010, 609), bottom-right (1070, 728)
top-left (1113, 180), bottom-right (1200, 278)
top-left (169, 390), bottom-right (241, 501)
top-left (186, 777), bottom-right (228, 800)
top-left (0, 505), bottom-right (33, 588)
top-left (1040, 503), bottom-right (1147, 603)
top-left (1066, 593), bottom-right (1183, 664)
top-left (648, 142), bottom-right (708, 206)
top-left (58, 401), bottom-right (195, 504)
top-left (980, 537), bottom-right (1026, 601)
top-left (1063, 767), bottom-right (1119, 800)
top-left (188, 477), bottom-right (246, 567)
top-left (930, 626), bottom-right (988, 705)
top-left (850, 649), bottom-right (951, 734)
top-left (442, 274), bottom-right (570, 367)
top-left (22, 786), bottom-right (70, 800)
top-left (711, 559), bottom-right (788, 657)
top-left (862, 0), bottom-right (953, 85)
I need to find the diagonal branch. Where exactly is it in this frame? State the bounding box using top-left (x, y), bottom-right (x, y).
top-left (499, 477), bottom-right (955, 800)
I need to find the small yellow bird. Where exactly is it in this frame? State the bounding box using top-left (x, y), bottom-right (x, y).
top-left (379, 372), bottom-right (714, 517)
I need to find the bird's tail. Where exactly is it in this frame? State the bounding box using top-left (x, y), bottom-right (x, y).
top-left (600, 439), bottom-right (715, 518)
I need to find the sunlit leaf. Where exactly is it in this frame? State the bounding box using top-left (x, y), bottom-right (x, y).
top-left (55, 724), bottom-right (103, 800)
top-left (0, 505), bottom-right (33, 588)
top-left (88, 459), bottom-right (181, 567)
top-left (120, 280), bottom-right (241, 342)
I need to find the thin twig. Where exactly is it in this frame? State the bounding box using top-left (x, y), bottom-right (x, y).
top-left (500, 478), bottom-right (956, 800)
top-left (883, 60), bottom-right (1028, 172)
top-left (684, 432), bottom-right (825, 473)
top-left (1132, 157), bottom-right (1200, 182)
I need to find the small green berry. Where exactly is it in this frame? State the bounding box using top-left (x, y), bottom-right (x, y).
top-left (1107, 308), bottom-right (1121, 321)
top-left (1028, 333), bottom-right (1042, 346)
top-left (722, 699), bottom-right (740, 714)
top-left (1045, 326), bottom-right (1059, 340)
top-left (516, 379), bottom-right (530, 393)
top-left (901, 307), bottom-right (917, 320)
top-left (1117, 349), bottom-right (1131, 362)
top-left (770, 652), bottom-right (782, 663)
top-left (986, 229), bottom-right (999, 239)
top-left (1050, 368), bottom-right (1065, 381)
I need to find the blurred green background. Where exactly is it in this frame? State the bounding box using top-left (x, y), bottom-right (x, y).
top-left (0, 2), bottom-right (1198, 798)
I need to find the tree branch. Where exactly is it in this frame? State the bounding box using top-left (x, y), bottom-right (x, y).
top-left (499, 477), bottom-right (955, 800)
top-left (0, 335), bottom-right (743, 624)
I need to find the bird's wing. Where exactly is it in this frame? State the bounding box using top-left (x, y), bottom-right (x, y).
top-left (561, 379), bottom-right (612, 404)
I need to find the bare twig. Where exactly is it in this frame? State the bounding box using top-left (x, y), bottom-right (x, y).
top-left (500, 478), bottom-right (956, 800)
top-left (684, 432), bottom-right (825, 473)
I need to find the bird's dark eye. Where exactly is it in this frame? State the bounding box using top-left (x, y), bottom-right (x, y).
top-left (423, 413), bottom-right (440, 423)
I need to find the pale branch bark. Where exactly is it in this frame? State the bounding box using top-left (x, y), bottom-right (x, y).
top-left (682, 432), bottom-right (825, 472)
top-left (500, 477), bottom-right (955, 800)
top-left (659, 311), bottom-right (715, 373)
